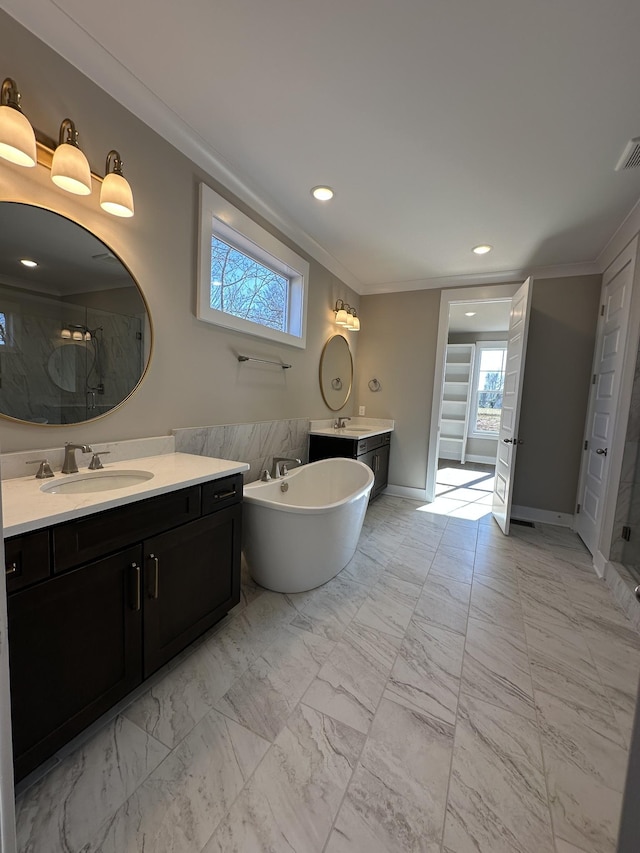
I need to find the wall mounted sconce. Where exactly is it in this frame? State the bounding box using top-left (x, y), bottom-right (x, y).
top-left (334, 299), bottom-right (360, 332)
top-left (100, 150), bottom-right (134, 217)
top-left (50, 118), bottom-right (91, 195)
top-left (0, 78), bottom-right (36, 166)
top-left (61, 323), bottom-right (96, 341)
top-left (0, 77), bottom-right (135, 218)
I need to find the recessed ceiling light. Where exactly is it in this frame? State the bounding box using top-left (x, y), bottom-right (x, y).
top-left (465, 311), bottom-right (476, 317)
top-left (472, 244), bottom-right (492, 255)
top-left (311, 186), bottom-right (334, 201)
top-left (20, 258), bottom-right (38, 268)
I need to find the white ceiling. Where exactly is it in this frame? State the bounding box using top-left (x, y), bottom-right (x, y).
top-left (448, 300), bottom-right (512, 334)
top-left (4, 0), bottom-right (640, 295)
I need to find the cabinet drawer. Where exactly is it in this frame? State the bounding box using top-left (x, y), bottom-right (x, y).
top-left (52, 485), bottom-right (201, 573)
top-left (363, 432), bottom-right (391, 453)
top-left (202, 473), bottom-right (243, 514)
top-left (5, 530), bottom-right (50, 594)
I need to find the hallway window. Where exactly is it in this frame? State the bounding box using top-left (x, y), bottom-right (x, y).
top-left (470, 342), bottom-right (507, 435)
top-left (197, 184), bottom-right (309, 347)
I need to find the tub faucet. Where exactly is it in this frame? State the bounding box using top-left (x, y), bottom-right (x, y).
top-left (272, 457), bottom-right (302, 478)
top-left (335, 417), bottom-right (351, 429)
top-left (62, 442), bottom-right (93, 474)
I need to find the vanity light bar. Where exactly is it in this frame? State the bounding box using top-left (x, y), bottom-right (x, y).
top-left (0, 77), bottom-right (134, 218)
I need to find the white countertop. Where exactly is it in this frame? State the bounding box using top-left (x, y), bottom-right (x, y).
top-left (2, 452), bottom-right (249, 538)
top-left (309, 417), bottom-right (394, 441)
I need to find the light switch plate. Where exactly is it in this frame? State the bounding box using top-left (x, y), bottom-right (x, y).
top-left (359, 406), bottom-right (366, 415)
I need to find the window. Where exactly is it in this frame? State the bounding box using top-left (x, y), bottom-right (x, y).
top-left (470, 342), bottom-right (507, 436)
top-left (197, 184), bottom-right (309, 347)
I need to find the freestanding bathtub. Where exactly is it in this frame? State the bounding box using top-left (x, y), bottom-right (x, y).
top-left (242, 457), bottom-right (374, 593)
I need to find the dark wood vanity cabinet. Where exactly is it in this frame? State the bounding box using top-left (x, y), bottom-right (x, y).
top-left (308, 432), bottom-right (391, 500)
top-left (5, 473), bottom-right (243, 782)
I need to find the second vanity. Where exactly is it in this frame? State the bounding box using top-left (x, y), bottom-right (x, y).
top-left (3, 451), bottom-right (248, 782)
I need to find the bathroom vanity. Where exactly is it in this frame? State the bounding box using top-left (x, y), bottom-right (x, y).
top-left (308, 421), bottom-right (393, 501)
top-left (3, 452), bottom-right (247, 782)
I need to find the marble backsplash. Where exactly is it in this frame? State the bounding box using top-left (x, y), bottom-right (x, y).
top-left (173, 419), bottom-right (309, 483)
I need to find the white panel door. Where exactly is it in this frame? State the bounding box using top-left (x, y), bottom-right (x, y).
top-left (576, 254), bottom-right (634, 554)
top-left (492, 278), bottom-right (533, 534)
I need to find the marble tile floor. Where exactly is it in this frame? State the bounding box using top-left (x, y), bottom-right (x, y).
top-left (14, 495), bottom-right (640, 853)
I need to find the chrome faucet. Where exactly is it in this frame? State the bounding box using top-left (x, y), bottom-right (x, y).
top-left (335, 417), bottom-right (351, 429)
top-left (62, 442), bottom-right (93, 474)
top-left (271, 457), bottom-right (302, 478)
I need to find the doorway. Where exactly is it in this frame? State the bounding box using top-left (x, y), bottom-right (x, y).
top-left (426, 283), bottom-right (520, 507)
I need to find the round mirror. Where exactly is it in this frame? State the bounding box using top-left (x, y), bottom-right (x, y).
top-left (319, 334), bottom-right (353, 411)
top-left (0, 203), bottom-right (151, 425)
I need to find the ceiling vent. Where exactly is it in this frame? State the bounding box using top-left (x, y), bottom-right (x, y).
top-left (615, 138), bottom-right (640, 171)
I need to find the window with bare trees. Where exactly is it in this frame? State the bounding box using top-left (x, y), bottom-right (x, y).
top-left (198, 185), bottom-right (309, 347)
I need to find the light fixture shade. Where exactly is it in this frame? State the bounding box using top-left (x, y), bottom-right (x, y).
top-left (61, 328), bottom-right (71, 339)
top-left (51, 139), bottom-right (92, 195)
top-left (100, 171), bottom-right (134, 217)
top-left (0, 103), bottom-right (36, 167)
top-left (335, 308), bottom-right (349, 325)
top-left (72, 330), bottom-right (83, 341)
top-left (345, 313), bottom-right (355, 329)
top-left (351, 315), bottom-right (360, 331)
top-left (83, 331), bottom-right (91, 341)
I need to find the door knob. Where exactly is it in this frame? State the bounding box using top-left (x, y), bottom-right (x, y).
top-left (596, 448), bottom-right (608, 456)
top-left (503, 438), bottom-right (514, 444)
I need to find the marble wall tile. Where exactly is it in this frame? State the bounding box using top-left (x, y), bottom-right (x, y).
top-left (83, 710), bottom-right (269, 853)
top-left (203, 704), bottom-right (365, 853)
top-left (16, 716), bottom-right (169, 853)
top-left (443, 695), bottom-right (553, 853)
top-left (302, 622), bottom-right (402, 734)
top-left (173, 418), bottom-right (309, 483)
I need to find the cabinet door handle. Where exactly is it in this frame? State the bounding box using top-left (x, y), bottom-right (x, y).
top-left (5, 562), bottom-right (17, 576)
top-left (374, 454), bottom-right (379, 473)
top-left (212, 489), bottom-right (236, 501)
top-left (131, 563), bottom-right (141, 611)
top-left (149, 553), bottom-right (159, 599)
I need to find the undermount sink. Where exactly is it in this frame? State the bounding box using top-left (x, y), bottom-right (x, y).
top-left (41, 470), bottom-right (154, 495)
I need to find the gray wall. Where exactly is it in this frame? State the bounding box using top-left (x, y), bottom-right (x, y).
top-left (0, 10), bottom-right (358, 453)
top-left (355, 289), bottom-right (440, 489)
top-left (512, 274), bottom-right (601, 513)
top-left (357, 276), bottom-right (601, 512)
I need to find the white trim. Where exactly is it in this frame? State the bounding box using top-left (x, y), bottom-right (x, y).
top-left (511, 505), bottom-right (575, 528)
top-left (593, 550), bottom-right (608, 578)
top-left (359, 261), bottom-right (601, 295)
top-left (0, 476), bottom-right (17, 853)
top-left (426, 284), bottom-right (520, 502)
top-left (596, 237), bottom-right (640, 558)
top-left (597, 196), bottom-right (640, 275)
top-left (464, 453), bottom-right (497, 465)
top-left (383, 484), bottom-right (428, 501)
top-left (197, 184), bottom-right (309, 348)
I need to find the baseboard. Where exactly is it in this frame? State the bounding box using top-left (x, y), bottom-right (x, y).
top-left (464, 454), bottom-right (496, 465)
top-left (593, 550), bottom-right (608, 578)
top-left (510, 504), bottom-right (575, 528)
top-left (383, 484), bottom-right (428, 501)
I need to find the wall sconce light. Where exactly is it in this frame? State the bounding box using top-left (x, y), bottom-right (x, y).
top-left (50, 118), bottom-right (92, 195)
top-left (100, 150), bottom-right (134, 217)
top-left (0, 76), bottom-right (134, 218)
top-left (60, 327), bottom-right (71, 339)
top-left (0, 78), bottom-right (36, 167)
top-left (334, 299), bottom-right (360, 331)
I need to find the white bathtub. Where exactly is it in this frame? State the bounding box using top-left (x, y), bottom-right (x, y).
top-left (242, 458), bottom-right (374, 593)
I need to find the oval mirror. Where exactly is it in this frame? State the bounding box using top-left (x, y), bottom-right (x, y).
top-left (319, 334), bottom-right (353, 411)
top-left (0, 203), bottom-right (151, 425)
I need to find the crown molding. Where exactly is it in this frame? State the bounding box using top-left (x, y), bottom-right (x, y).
top-left (359, 260), bottom-right (601, 295)
top-left (0, 1), bottom-right (363, 294)
top-left (597, 196), bottom-right (640, 273)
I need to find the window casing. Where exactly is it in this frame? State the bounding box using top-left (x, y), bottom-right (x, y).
top-left (197, 184), bottom-right (309, 348)
top-left (468, 342), bottom-right (507, 437)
